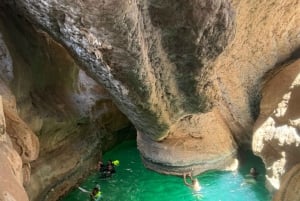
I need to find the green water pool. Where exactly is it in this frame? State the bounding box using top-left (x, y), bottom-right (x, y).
top-left (60, 140), bottom-right (272, 201)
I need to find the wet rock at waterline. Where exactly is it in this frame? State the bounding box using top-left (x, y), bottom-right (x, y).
top-left (138, 109), bottom-right (238, 175)
top-left (0, 13), bottom-right (130, 201)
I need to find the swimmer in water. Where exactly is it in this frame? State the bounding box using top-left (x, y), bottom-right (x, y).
top-left (249, 167), bottom-right (259, 179)
top-left (90, 185), bottom-right (102, 201)
top-left (241, 167), bottom-right (259, 186)
top-left (183, 172), bottom-right (201, 191)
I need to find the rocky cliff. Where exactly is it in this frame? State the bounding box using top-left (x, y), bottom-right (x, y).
top-left (253, 59), bottom-right (300, 197)
top-left (0, 0), bottom-right (299, 200)
top-left (0, 8), bottom-right (131, 201)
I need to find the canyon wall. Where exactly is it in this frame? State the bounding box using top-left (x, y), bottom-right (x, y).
top-left (0, 0), bottom-right (299, 200)
top-left (1, 0), bottom-right (238, 175)
top-left (253, 59), bottom-right (300, 196)
top-left (0, 10), bottom-right (131, 201)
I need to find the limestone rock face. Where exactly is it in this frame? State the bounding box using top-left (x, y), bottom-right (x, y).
top-left (0, 0), bottom-right (300, 200)
top-left (0, 0), bottom-right (235, 140)
top-left (0, 95), bottom-right (31, 201)
top-left (0, 142), bottom-right (28, 201)
top-left (0, 0), bottom-right (238, 174)
top-left (253, 60), bottom-right (300, 192)
top-left (138, 109), bottom-right (237, 174)
top-left (273, 163), bottom-right (300, 201)
top-left (0, 32), bottom-right (37, 201)
top-left (212, 0), bottom-right (300, 144)
top-left (0, 10), bottom-right (131, 201)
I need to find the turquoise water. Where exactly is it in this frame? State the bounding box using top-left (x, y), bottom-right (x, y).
top-left (60, 140), bottom-right (271, 201)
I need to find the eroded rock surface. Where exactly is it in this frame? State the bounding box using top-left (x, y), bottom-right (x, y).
top-left (0, 0), bottom-right (238, 174)
top-left (0, 10), bottom-right (131, 201)
top-left (0, 92), bottom-right (33, 201)
top-left (0, 0), bottom-right (234, 139)
top-left (0, 0), bottom-right (300, 200)
top-left (273, 163), bottom-right (300, 201)
top-left (138, 109), bottom-right (237, 175)
top-left (0, 31), bottom-right (38, 201)
top-left (253, 60), bottom-right (300, 193)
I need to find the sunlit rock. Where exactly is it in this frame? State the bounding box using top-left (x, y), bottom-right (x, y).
top-left (0, 96), bottom-right (29, 201)
top-left (0, 11), bottom-right (130, 201)
top-left (138, 109), bottom-right (237, 175)
top-left (0, 0), bottom-right (300, 200)
top-left (253, 60), bottom-right (300, 192)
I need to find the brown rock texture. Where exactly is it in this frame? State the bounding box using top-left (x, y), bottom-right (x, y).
top-left (212, 0), bottom-right (300, 143)
top-left (138, 109), bottom-right (237, 175)
top-left (0, 33), bottom-right (38, 201)
top-left (0, 0), bottom-right (238, 174)
top-left (0, 0), bottom-right (235, 136)
top-left (0, 0), bottom-right (299, 200)
top-left (253, 60), bottom-right (300, 192)
top-left (0, 9), bottom-right (131, 201)
top-left (273, 163), bottom-right (300, 201)
top-left (0, 95), bottom-right (31, 201)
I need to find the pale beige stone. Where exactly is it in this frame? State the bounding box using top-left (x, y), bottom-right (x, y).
top-left (138, 109), bottom-right (237, 175)
top-left (0, 97), bottom-right (29, 201)
top-left (253, 60), bottom-right (300, 193)
top-left (0, 0), bottom-right (300, 201)
top-left (274, 163), bottom-right (300, 201)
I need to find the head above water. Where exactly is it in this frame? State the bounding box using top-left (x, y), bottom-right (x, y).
top-left (193, 179), bottom-right (201, 191)
top-left (92, 187), bottom-right (99, 196)
top-left (250, 167), bottom-right (259, 178)
top-left (250, 167), bottom-right (257, 174)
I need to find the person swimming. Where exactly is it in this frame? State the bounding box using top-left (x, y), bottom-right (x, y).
top-left (241, 167), bottom-right (259, 186)
top-left (249, 167), bottom-right (259, 179)
top-left (183, 172), bottom-right (201, 192)
top-left (90, 185), bottom-right (102, 201)
top-left (97, 161), bottom-right (105, 172)
top-left (99, 160), bottom-right (117, 178)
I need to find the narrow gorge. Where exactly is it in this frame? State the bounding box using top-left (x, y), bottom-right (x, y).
top-left (0, 0), bottom-right (299, 201)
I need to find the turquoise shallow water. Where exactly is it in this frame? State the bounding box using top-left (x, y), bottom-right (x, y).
top-left (60, 140), bottom-right (272, 201)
